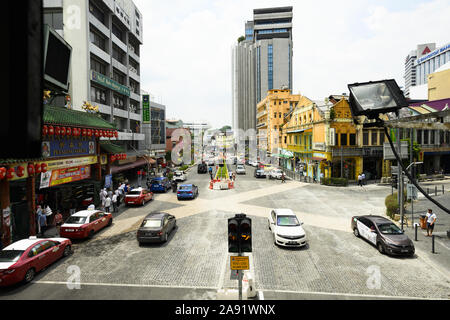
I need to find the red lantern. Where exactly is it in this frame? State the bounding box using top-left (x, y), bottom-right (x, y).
top-left (114, 131), bottom-right (119, 138)
top-left (94, 130), bottom-right (99, 137)
top-left (48, 126), bottom-right (54, 135)
top-left (55, 126), bottom-right (60, 135)
top-left (123, 153), bottom-right (127, 160)
top-left (101, 130), bottom-right (106, 137)
top-left (27, 164), bottom-right (34, 176)
top-left (0, 167), bottom-right (6, 180)
top-left (42, 125), bottom-right (48, 136)
top-left (111, 155), bottom-right (116, 162)
top-left (82, 129), bottom-right (87, 137)
top-left (87, 129), bottom-right (92, 137)
top-left (16, 166), bottom-right (25, 178)
top-left (66, 127), bottom-right (72, 136)
top-left (6, 168), bottom-right (15, 180)
top-left (41, 163), bottom-right (48, 173)
top-left (35, 163), bottom-right (41, 174)
top-left (60, 127), bottom-right (66, 136)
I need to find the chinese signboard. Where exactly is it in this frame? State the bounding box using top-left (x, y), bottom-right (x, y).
top-left (91, 70), bottom-right (130, 96)
top-left (142, 94), bottom-right (150, 124)
top-left (40, 165), bottom-right (91, 189)
top-left (42, 137), bottom-right (96, 158)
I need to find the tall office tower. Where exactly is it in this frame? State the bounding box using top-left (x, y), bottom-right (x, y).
top-left (232, 6), bottom-right (293, 135)
top-left (404, 43), bottom-right (437, 98)
top-left (43, 0), bottom-right (145, 154)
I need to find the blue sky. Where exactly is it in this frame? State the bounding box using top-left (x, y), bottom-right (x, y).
top-left (134, 0), bottom-right (450, 128)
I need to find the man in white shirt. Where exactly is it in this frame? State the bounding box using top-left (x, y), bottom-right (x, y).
top-left (426, 209), bottom-right (437, 236)
top-left (112, 193), bottom-right (118, 213)
top-left (104, 196), bottom-right (112, 213)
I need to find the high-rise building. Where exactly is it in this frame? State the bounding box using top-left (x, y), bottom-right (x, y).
top-left (232, 6), bottom-right (293, 134)
top-left (404, 43), bottom-right (436, 97)
top-left (43, 0), bottom-right (145, 154)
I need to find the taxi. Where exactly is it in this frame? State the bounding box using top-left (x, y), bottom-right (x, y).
top-left (0, 237), bottom-right (72, 286)
top-left (60, 209), bottom-right (113, 239)
top-left (124, 187), bottom-right (153, 206)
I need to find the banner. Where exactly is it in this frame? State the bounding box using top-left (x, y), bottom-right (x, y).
top-left (142, 94), bottom-right (150, 124)
top-left (40, 165), bottom-right (91, 189)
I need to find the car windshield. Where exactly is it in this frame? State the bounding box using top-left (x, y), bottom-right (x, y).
top-left (277, 216), bottom-right (300, 226)
top-left (0, 250), bottom-right (24, 262)
top-left (377, 223), bottom-right (404, 234)
top-left (175, 172), bottom-right (182, 176)
top-left (151, 180), bottom-right (162, 184)
top-left (65, 216), bottom-right (87, 224)
top-left (142, 219), bottom-right (162, 228)
top-left (179, 186), bottom-right (192, 190)
top-left (128, 191), bottom-right (142, 195)
top-left (237, 165), bottom-right (244, 169)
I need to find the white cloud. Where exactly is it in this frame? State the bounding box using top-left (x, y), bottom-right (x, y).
top-left (134, 0), bottom-right (450, 128)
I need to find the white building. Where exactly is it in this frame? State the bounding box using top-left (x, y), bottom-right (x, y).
top-left (403, 43), bottom-right (435, 98)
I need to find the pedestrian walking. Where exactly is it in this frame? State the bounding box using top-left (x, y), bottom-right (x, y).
top-left (281, 172), bottom-right (286, 183)
top-left (361, 172), bottom-right (366, 185)
top-left (99, 189), bottom-right (106, 210)
top-left (54, 211), bottom-right (63, 235)
top-left (426, 209), bottom-right (437, 236)
top-left (36, 205), bottom-right (43, 235)
top-left (115, 189), bottom-right (121, 207)
top-left (358, 173), bottom-right (363, 187)
top-left (104, 196), bottom-right (112, 213)
top-left (38, 208), bottom-right (47, 236)
top-left (232, 172), bottom-right (236, 181)
top-left (107, 188), bottom-right (113, 199)
top-left (112, 193), bottom-right (118, 213)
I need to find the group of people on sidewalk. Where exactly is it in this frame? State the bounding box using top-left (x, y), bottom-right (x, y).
top-left (357, 173), bottom-right (366, 187)
top-left (99, 181), bottom-right (132, 213)
top-left (36, 204), bottom-right (63, 237)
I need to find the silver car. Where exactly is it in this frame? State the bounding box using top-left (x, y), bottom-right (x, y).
top-left (236, 164), bottom-right (246, 174)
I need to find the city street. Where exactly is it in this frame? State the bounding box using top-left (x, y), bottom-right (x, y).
top-left (1, 165), bottom-right (449, 300)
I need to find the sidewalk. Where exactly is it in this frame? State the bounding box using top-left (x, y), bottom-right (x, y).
top-left (402, 193), bottom-right (450, 279)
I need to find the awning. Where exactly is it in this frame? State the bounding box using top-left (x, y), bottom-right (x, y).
top-left (311, 157), bottom-right (327, 161)
top-left (111, 158), bottom-right (151, 174)
top-left (100, 141), bottom-right (126, 154)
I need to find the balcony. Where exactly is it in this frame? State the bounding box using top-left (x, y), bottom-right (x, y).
top-left (112, 58), bottom-right (128, 75)
top-left (112, 34), bottom-right (128, 53)
top-left (257, 110), bottom-right (267, 119)
top-left (129, 68), bottom-right (140, 82)
top-left (89, 43), bottom-right (110, 64)
top-left (288, 144), bottom-right (312, 153)
top-left (256, 122), bottom-right (267, 128)
top-left (130, 91), bottom-right (141, 102)
top-left (89, 14), bottom-right (110, 38)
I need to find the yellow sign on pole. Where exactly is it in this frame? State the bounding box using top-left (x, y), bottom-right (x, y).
top-left (230, 256), bottom-right (249, 270)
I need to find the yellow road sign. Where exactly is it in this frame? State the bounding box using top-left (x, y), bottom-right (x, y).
top-left (230, 256), bottom-right (249, 270)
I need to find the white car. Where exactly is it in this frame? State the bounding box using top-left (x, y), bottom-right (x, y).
top-left (268, 168), bottom-right (284, 180)
top-left (236, 164), bottom-right (246, 174)
top-left (268, 209), bottom-right (307, 247)
top-left (173, 171), bottom-right (186, 182)
top-left (248, 160), bottom-right (258, 167)
top-left (206, 158), bottom-right (215, 166)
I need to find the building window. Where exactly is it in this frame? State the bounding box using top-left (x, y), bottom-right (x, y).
top-left (423, 130), bottom-right (429, 144)
top-left (90, 57), bottom-right (107, 75)
top-left (113, 69), bottom-right (126, 85)
top-left (363, 132), bottom-right (369, 146)
top-left (340, 134), bottom-right (347, 146)
top-left (430, 130), bottom-right (435, 145)
top-left (112, 45), bottom-right (125, 64)
top-left (417, 130), bottom-right (422, 144)
top-left (380, 132), bottom-right (385, 144)
top-left (349, 133), bottom-right (356, 146)
top-left (274, 112), bottom-right (277, 118)
top-left (112, 24), bottom-right (124, 42)
top-left (44, 10), bottom-right (63, 30)
top-left (90, 86), bottom-right (107, 104)
top-left (371, 131), bottom-right (378, 145)
top-left (90, 29), bottom-right (106, 52)
top-left (113, 94), bottom-right (126, 110)
top-left (89, 2), bottom-right (105, 25)
top-left (268, 44), bottom-right (273, 90)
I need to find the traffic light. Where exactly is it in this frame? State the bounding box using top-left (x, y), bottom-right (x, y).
top-left (240, 217), bottom-right (252, 253)
top-left (392, 174), bottom-right (398, 189)
top-left (228, 214), bottom-right (252, 253)
top-left (228, 217), bottom-right (240, 253)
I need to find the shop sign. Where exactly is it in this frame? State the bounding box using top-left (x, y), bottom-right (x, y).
top-left (100, 154), bottom-right (108, 165)
top-left (142, 94), bottom-right (150, 124)
top-left (91, 70), bottom-right (130, 96)
top-left (40, 165), bottom-right (91, 189)
top-left (45, 156), bottom-right (98, 171)
top-left (104, 174), bottom-right (112, 189)
top-left (42, 137), bottom-right (96, 158)
top-left (313, 143), bottom-right (326, 151)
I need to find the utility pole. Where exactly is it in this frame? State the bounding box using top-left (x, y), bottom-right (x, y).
top-left (397, 129), bottom-right (404, 231)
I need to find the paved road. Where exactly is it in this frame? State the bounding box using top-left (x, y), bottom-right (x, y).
top-left (1, 164), bottom-right (449, 300)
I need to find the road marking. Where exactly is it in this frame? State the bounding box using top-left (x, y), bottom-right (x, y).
top-left (32, 281), bottom-right (447, 300)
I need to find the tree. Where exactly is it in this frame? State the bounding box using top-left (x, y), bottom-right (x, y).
top-left (237, 36), bottom-right (245, 43)
top-left (220, 125), bottom-right (232, 133)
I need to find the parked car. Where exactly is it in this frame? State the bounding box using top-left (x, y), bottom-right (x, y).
top-left (351, 215), bottom-right (415, 256)
top-left (198, 163), bottom-right (208, 174)
top-left (254, 168), bottom-right (267, 178)
top-left (206, 159), bottom-right (215, 166)
top-left (268, 209), bottom-right (307, 247)
top-left (137, 212), bottom-right (177, 244)
top-left (150, 177), bottom-right (171, 193)
top-left (268, 168), bottom-right (284, 180)
top-left (0, 237), bottom-right (72, 286)
top-left (60, 210), bottom-right (113, 240)
top-left (177, 184), bottom-right (199, 200)
top-left (236, 164), bottom-right (246, 175)
top-left (173, 170), bottom-right (187, 182)
top-left (248, 160), bottom-right (258, 167)
top-left (124, 187), bottom-right (153, 206)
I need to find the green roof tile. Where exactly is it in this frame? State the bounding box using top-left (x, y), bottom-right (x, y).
top-left (99, 141), bottom-right (126, 154)
top-left (44, 105), bottom-right (116, 129)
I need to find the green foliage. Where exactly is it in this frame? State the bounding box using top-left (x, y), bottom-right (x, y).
top-left (400, 138), bottom-right (421, 160)
top-left (237, 36), bottom-right (245, 43)
top-left (322, 177), bottom-right (348, 186)
top-left (180, 165), bottom-right (189, 171)
top-left (329, 107), bottom-right (336, 120)
top-left (168, 172), bottom-right (173, 181)
top-left (385, 191), bottom-right (407, 219)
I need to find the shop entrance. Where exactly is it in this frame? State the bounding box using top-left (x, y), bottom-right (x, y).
top-left (363, 158), bottom-right (381, 180)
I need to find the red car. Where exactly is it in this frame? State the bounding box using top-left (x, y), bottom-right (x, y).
top-left (0, 237), bottom-right (72, 286)
top-left (60, 210), bottom-right (113, 239)
top-left (124, 187), bottom-right (153, 206)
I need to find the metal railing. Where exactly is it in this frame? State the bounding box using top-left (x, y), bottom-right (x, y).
top-left (282, 168), bottom-right (316, 183)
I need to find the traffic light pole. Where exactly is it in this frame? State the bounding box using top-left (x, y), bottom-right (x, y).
top-left (238, 251), bottom-right (242, 300)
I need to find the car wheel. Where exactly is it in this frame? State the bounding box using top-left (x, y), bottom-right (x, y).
top-left (24, 268), bottom-right (36, 283)
top-left (63, 245), bottom-right (72, 257)
top-left (163, 232), bottom-right (168, 243)
top-left (88, 230), bottom-right (95, 239)
top-left (353, 228), bottom-right (360, 237)
top-left (142, 199), bottom-right (145, 206)
top-left (377, 242), bottom-right (385, 254)
top-left (107, 218), bottom-right (112, 227)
